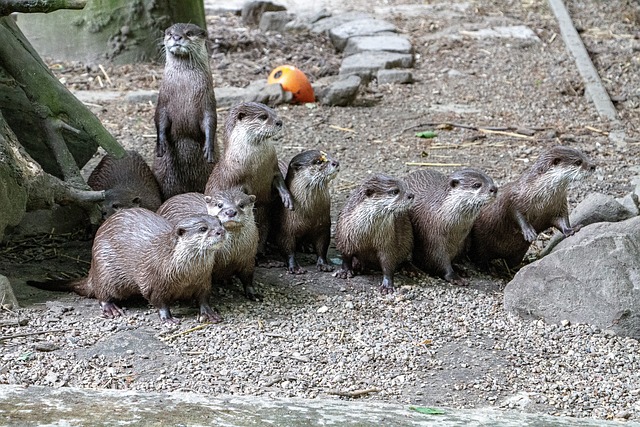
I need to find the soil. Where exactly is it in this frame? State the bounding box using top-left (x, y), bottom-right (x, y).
top-left (2, 0), bottom-right (640, 421)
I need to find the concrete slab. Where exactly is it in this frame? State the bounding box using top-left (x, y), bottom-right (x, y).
top-left (344, 34), bottom-right (413, 56)
top-left (1, 385), bottom-right (637, 427)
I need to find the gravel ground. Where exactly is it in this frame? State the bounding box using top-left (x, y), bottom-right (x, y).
top-left (2, 0), bottom-right (640, 423)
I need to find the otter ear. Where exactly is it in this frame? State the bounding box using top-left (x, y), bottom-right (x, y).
top-left (450, 178), bottom-right (460, 188)
top-left (552, 157), bottom-right (562, 165)
top-left (176, 227), bottom-right (186, 237)
top-left (237, 112), bottom-right (246, 121)
top-left (203, 196), bottom-right (212, 204)
top-left (365, 188), bottom-right (375, 197)
top-left (248, 195), bottom-right (257, 204)
top-left (132, 197), bottom-right (141, 206)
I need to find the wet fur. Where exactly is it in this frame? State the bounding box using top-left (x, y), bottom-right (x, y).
top-left (334, 174), bottom-right (414, 293)
top-left (405, 168), bottom-right (497, 284)
top-left (271, 150), bottom-right (339, 273)
top-left (153, 23), bottom-right (218, 200)
top-left (205, 102), bottom-right (290, 252)
top-left (468, 146), bottom-right (595, 269)
top-left (88, 150), bottom-right (162, 218)
top-left (63, 208), bottom-right (226, 322)
top-left (157, 189), bottom-right (260, 299)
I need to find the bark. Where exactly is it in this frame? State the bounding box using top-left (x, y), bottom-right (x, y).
top-left (16, 0), bottom-right (207, 64)
top-left (0, 0), bottom-right (86, 15)
top-left (0, 16), bottom-right (125, 178)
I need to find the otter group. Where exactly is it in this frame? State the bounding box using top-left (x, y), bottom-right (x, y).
top-left (31, 23), bottom-right (596, 323)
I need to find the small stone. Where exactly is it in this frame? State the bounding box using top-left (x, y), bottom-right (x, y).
top-left (317, 305), bottom-right (329, 314)
top-left (560, 319), bottom-right (570, 327)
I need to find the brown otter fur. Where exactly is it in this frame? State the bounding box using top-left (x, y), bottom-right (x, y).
top-left (468, 146), bottom-right (595, 269)
top-left (334, 174), bottom-right (414, 293)
top-left (29, 208), bottom-right (227, 323)
top-left (156, 189), bottom-right (260, 300)
top-left (88, 150), bottom-right (162, 218)
top-left (205, 102), bottom-right (292, 252)
top-left (153, 23), bottom-right (218, 200)
top-left (271, 150), bottom-right (339, 274)
top-left (405, 168), bottom-right (497, 285)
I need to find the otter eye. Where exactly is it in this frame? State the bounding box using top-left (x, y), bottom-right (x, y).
top-left (112, 203), bottom-right (120, 210)
top-left (314, 159), bottom-right (323, 165)
top-left (259, 114), bottom-right (268, 121)
top-left (238, 204), bottom-right (245, 209)
top-left (575, 160), bottom-right (582, 166)
top-left (472, 183), bottom-right (482, 189)
top-left (199, 226), bottom-right (208, 232)
top-left (217, 203), bottom-right (223, 209)
top-left (389, 188), bottom-right (400, 196)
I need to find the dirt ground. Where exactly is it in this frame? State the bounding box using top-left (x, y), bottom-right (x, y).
top-left (2, 0), bottom-right (640, 420)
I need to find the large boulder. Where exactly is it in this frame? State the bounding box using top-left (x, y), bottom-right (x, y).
top-left (504, 216), bottom-right (640, 339)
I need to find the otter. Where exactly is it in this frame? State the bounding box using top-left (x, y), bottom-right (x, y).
top-left (270, 150), bottom-right (339, 274)
top-left (157, 189), bottom-right (260, 300)
top-left (205, 102), bottom-right (293, 252)
top-left (29, 208), bottom-right (227, 323)
top-left (468, 145), bottom-right (595, 269)
top-left (153, 22), bottom-right (218, 200)
top-left (88, 150), bottom-right (162, 218)
top-left (334, 174), bottom-right (414, 294)
top-left (405, 168), bottom-right (497, 285)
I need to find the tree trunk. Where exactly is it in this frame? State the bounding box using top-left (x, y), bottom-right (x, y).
top-left (15, 0), bottom-right (206, 64)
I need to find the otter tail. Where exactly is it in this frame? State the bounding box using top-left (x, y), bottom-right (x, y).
top-left (26, 276), bottom-right (92, 297)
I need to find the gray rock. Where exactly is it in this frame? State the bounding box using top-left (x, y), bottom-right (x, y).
top-left (260, 11), bottom-right (294, 32)
top-left (616, 192), bottom-right (640, 216)
top-left (377, 69), bottom-right (414, 84)
top-left (124, 90), bottom-right (158, 104)
top-left (214, 86), bottom-right (253, 108)
top-left (344, 34), bottom-right (413, 56)
top-left (310, 12), bottom-right (372, 34)
top-left (241, 1), bottom-right (286, 26)
top-left (339, 51), bottom-right (414, 82)
top-left (504, 216), bottom-right (640, 339)
top-left (0, 275), bottom-right (19, 310)
top-left (329, 19), bottom-right (397, 51)
top-left (251, 83), bottom-right (294, 106)
top-left (540, 192), bottom-right (637, 256)
top-left (10, 205), bottom-right (90, 237)
top-left (314, 75), bottom-right (361, 107)
top-left (73, 90), bottom-right (122, 104)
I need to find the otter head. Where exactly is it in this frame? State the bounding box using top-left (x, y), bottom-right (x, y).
top-left (225, 102), bottom-right (283, 146)
top-left (101, 188), bottom-right (142, 219)
top-left (173, 215), bottom-right (227, 261)
top-left (446, 168), bottom-right (498, 217)
top-left (532, 146), bottom-right (596, 185)
top-left (359, 174), bottom-right (414, 215)
top-left (163, 23), bottom-right (208, 68)
top-left (287, 150), bottom-right (340, 187)
top-left (204, 188), bottom-right (256, 230)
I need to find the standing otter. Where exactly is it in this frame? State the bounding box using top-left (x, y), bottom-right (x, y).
top-left (153, 23), bottom-right (218, 200)
top-left (88, 150), bottom-right (162, 218)
top-left (334, 174), bottom-right (414, 294)
top-left (28, 208), bottom-right (227, 323)
top-left (270, 150), bottom-right (340, 274)
top-left (157, 189), bottom-right (260, 300)
top-left (468, 146), bottom-right (595, 269)
top-left (405, 168), bottom-right (497, 285)
top-left (205, 102), bottom-right (293, 252)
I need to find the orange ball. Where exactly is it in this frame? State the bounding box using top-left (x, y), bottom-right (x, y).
top-left (267, 65), bottom-right (315, 103)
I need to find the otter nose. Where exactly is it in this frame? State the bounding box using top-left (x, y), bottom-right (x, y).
top-left (225, 208), bottom-right (237, 218)
top-left (407, 192), bottom-right (415, 200)
top-left (331, 159), bottom-right (340, 168)
top-left (172, 34), bottom-right (182, 42)
top-left (213, 227), bottom-right (225, 238)
top-left (588, 163), bottom-right (596, 172)
top-left (275, 119), bottom-right (283, 128)
top-left (489, 185), bottom-right (498, 194)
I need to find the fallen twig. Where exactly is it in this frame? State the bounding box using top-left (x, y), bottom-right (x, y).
top-left (161, 323), bottom-right (212, 341)
top-left (326, 388), bottom-right (381, 398)
top-left (328, 124), bottom-right (356, 133)
top-left (406, 162), bottom-right (465, 167)
top-left (478, 128), bottom-right (534, 140)
top-left (98, 64), bottom-right (113, 86)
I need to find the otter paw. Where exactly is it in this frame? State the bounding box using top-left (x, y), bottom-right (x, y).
top-left (316, 262), bottom-right (335, 273)
top-left (245, 289), bottom-right (263, 302)
top-left (199, 312), bottom-right (223, 323)
top-left (288, 266), bottom-right (307, 275)
top-left (378, 284), bottom-right (395, 294)
top-left (333, 269), bottom-right (353, 279)
top-left (100, 302), bottom-right (125, 318)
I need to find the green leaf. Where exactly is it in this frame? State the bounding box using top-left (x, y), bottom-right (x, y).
top-left (415, 131), bottom-right (437, 139)
top-left (409, 406), bottom-right (446, 415)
